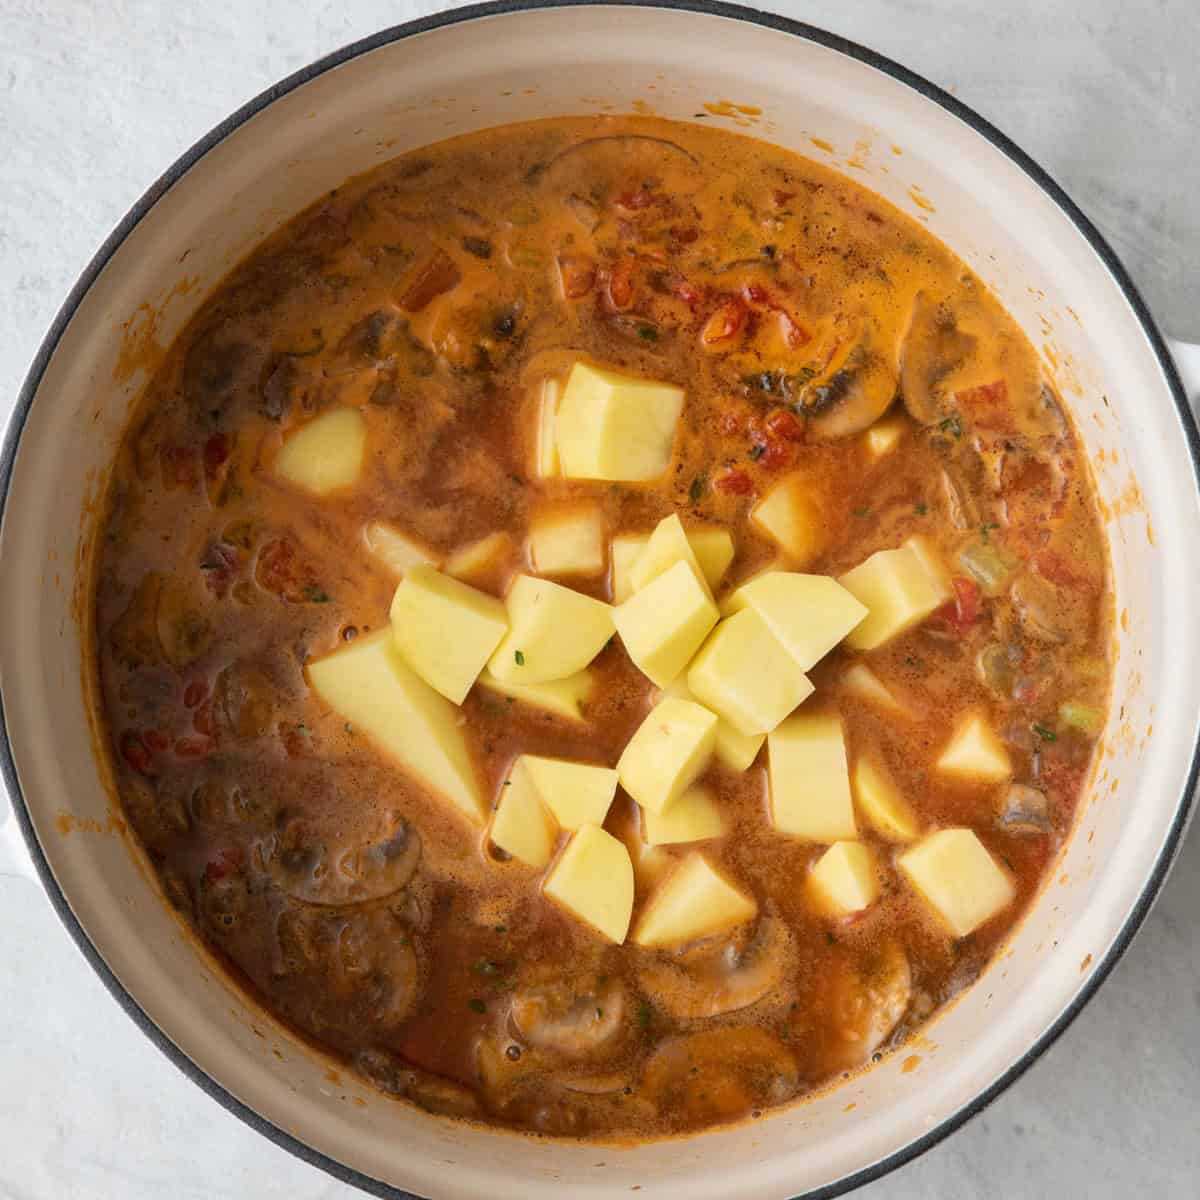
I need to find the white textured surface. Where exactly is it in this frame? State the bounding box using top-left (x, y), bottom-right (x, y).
top-left (1, 2), bottom-right (1199, 1198)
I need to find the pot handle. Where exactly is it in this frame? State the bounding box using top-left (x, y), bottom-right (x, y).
top-left (1168, 338), bottom-right (1200, 410)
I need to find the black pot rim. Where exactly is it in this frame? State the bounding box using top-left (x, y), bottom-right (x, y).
top-left (1, 4), bottom-right (1196, 1198)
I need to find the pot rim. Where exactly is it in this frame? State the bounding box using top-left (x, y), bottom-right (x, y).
top-left (1, 3), bottom-right (1196, 1197)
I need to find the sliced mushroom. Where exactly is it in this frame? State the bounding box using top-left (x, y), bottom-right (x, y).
top-left (823, 940), bottom-right (912, 1071)
top-left (799, 345), bottom-right (899, 439)
top-left (509, 972), bottom-right (627, 1059)
top-left (637, 918), bottom-right (792, 1021)
top-left (355, 1049), bottom-right (479, 1117)
top-left (900, 292), bottom-right (976, 425)
top-left (997, 783), bottom-right (1052, 834)
top-left (640, 1027), bottom-right (799, 1127)
top-left (538, 135), bottom-right (700, 200)
top-left (1011, 573), bottom-right (1070, 644)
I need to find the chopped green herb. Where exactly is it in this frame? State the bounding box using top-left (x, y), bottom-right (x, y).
top-left (853, 506), bottom-right (871, 519)
top-left (467, 998), bottom-right (487, 1014)
top-left (689, 473), bottom-right (708, 504)
top-left (502, 780), bottom-right (512, 787)
top-left (904, 654), bottom-right (921, 668)
top-left (595, 1007), bottom-right (604, 1019)
top-left (461, 235), bottom-right (492, 260)
top-left (636, 1002), bottom-right (651, 1029)
top-left (302, 585), bottom-right (331, 603)
top-left (494, 925), bottom-right (507, 934)
top-left (473, 958), bottom-right (499, 976)
top-left (980, 521), bottom-right (1000, 543)
top-left (938, 413), bottom-right (963, 438)
top-left (749, 443), bottom-right (766, 461)
top-left (915, 502), bottom-right (929, 515)
top-left (514, 650), bottom-right (525, 666)
top-left (343, 722), bottom-right (354, 735)
top-left (637, 324), bottom-right (659, 342)
top-left (1032, 723), bottom-right (1058, 743)
top-left (760, 244), bottom-right (777, 260)
top-left (825, 930), bottom-right (837, 946)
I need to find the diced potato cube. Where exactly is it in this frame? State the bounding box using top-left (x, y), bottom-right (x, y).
top-left (390, 565), bottom-right (508, 704)
top-left (731, 572), bottom-right (867, 671)
top-left (489, 762), bottom-right (558, 868)
top-left (659, 676), bottom-right (764, 772)
top-left (488, 575), bottom-right (614, 684)
top-left (687, 609), bottom-right (814, 736)
top-left (633, 853), bottom-right (756, 947)
top-left (476, 666), bottom-right (594, 723)
top-left (643, 786), bottom-right (724, 846)
top-left (556, 362), bottom-right (685, 482)
top-left (528, 504), bottom-right (606, 577)
top-left (614, 559), bottom-right (719, 687)
top-left (717, 558), bottom-right (787, 617)
top-left (534, 378), bottom-right (561, 478)
top-left (898, 828), bottom-right (1015, 937)
top-left (445, 531), bottom-right (513, 586)
top-left (751, 473), bottom-right (826, 566)
top-left (852, 756), bottom-right (919, 842)
top-left (768, 712), bottom-right (856, 841)
top-left (543, 824), bottom-right (634, 943)
top-left (363, 521), bottom-right (442, 577)
top-left (631, 514), bottom-right (714, 599)
top-left (307, 630), bottom-right (483, 824)
top-left (839, 537), bottom-right (952, 650)
top-left (841, 662), bottom-right (908, 716)
top-left (864, 414), bottom-right (905, 458)
top-left (611, 532), bottom-right (651, 604)
top-left (809, 842), bottom-right (879, 915)
top-left (936, 715), bottom-right (1012, 782)
top-left (276, 407), bottom-right (366, 495)
top-left (688, 527), bottom-right (736, 591)
top-left (617, 697), bottom-right (718, 815)
top-left (520, 755), bottom-right (618, 830)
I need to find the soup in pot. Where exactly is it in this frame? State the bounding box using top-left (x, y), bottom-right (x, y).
top-left (92, 115), bottom-right (1111, 1138)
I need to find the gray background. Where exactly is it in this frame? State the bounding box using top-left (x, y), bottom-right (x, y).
top-left (1, 1), bottom-right (1197, 1197)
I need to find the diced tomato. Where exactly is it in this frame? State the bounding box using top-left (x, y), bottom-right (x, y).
top-left (557, 254), bottom-right (596, 300)
top-left (718, 411), bottom-right (743, 437)
top-left (1012, 676), bottom-right (1044, 706)
top-left (1034, 549), bottom-right (1096, 594)
top-left (955, 379), bottom-right (1013, 434)
top-left (715, 468), bottom-right (754, 496)
top-left (161, 446), bottom-right (198, 490)
top-left (929, 576), bottom-right (982, 636)
top-left (143, 729), bottom-right (170, 752)
top-left (670, 225), bottom-right (700, 245)
top-left (776, 308), bottom-right (812, 348)
top-left (203, 432), bottom-right (231, 478)
top-left (256, 537), bottom-right (322, 604)
top-left (616, 188), bottom-right (655, 211)
top-left (765, 408), bottom-right (805, 442)
top-left (192, 701), bottom-right (214, 738)
top-left (204, 847), bottom-right (242, 882)
top-left (399, 249), bottom-right (461, 313)
top-left (772, 189), bottom-right (795, 208)
top-left (759, 439), bottom-right (793, 469)
top-left (607, 257), bottom-right (636, 310)
top-left (183, 680), bottom-right (208, 709)
top-left (119, 730), bottom-right (155, 776)
top-left (701, 298), bottom-right (746, 346)
top-left (200, 540), bottom-right (240, 598)
top-left (174, 735), bottom-right (212, 759)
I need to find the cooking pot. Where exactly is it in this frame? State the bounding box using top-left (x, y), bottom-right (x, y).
top-left (2, 3), bottom-right (1198, 1196)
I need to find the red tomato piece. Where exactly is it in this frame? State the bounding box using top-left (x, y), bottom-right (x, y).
top-left (557, 254), bottom-right (596, 300)
top-left (119, 730), bottom-right (155, 776)
top-left (701, 298), bottom-right (746, 346)
top-left (715, 468), bottom-right (754, 495)
top-left (765, 408), bottom-right (805, 442)
top-left (607, 257), bottom-right (636, 310)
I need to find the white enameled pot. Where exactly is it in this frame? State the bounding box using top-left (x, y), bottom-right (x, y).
top-left (2, 4), bottom-right (1199, 1197)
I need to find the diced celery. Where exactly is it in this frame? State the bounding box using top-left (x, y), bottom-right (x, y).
top-left (957, 541), bottom-right (1017, 596)
top-left (1058, 700), bottom-right (1102, 735)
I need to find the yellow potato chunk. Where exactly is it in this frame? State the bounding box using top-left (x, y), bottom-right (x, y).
top-left (617, 697), bottom-right (717, 814)
top-left (276, 407), bottom-right (366, 495)
top-left (614, 560), bottom-right (719, 688)
top-left (534, 378), bottom-right (562, 478)
top-left (528, 504), bottom-right (605, 577)
top-left (717, 558), bottom-right (787, 617)
top-left (633, 853), bottom-right (757, 948)
top-left (307, 630), bottom-right (483, 824)
top-left (476, 666), bottom-right (593, 723)
top-left (936, 715), bottom-right (1012, 782)
top-left (852, 756), bottom-right (919, 842)
top-left (363, 520), bottom-right (441, 577)
top-left (809, 842), bottom-right (879, 915)
top-left (898, 828), bottom-right (1015, 937)
top-left (687, 609), bottom-right (814, 737)
top-left (841, 662), bottom-right (908, 716)
top-left (731, 572), bottom-right (867, 671)
top-left (659, 676), bottom-right (764, 772)
top-left (612, 809), bottom-right (673, 892)
top-left (750, 473), bottom-right (826, 566)
top-left (389, 565), bottom-right (508, 705)
top-left (489, 762), bottom-right (558, 868)
top-left (839, 537), bottom-right (951, 650)
top-left (543, 824), bottom-right (634, 944)
top-left (643, 786), bottom-right (724, 846)
top-left (610, 532), bottom-right (651, 604)
top-left (520, 755), bottom-right (618, 830)
top-left (864, 414), bottom-right (905, 458)
top-left (768, 712), bottom-right (856, 841)
top-left (631, 514), bottom-right (713, 599)
top-left (556, 362), bottom-right (685, 482)
top-left (488, 575), bottom-right (614, 684)
top-left (445, 531), bottom-right (513, 586)
top-left (689, 527), bottom-right (736, 590)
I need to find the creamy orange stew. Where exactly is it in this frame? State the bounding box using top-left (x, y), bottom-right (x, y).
top-left (94, 116), bottom-right (1111, 1138)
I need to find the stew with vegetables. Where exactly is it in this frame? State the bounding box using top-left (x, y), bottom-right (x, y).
top-left (93, 115), bottom-right (1111, 1138)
